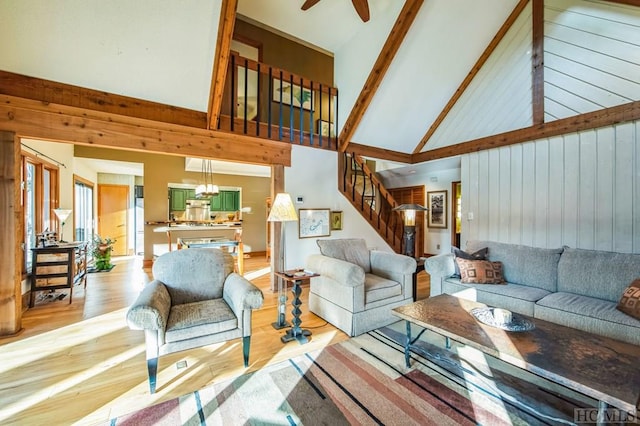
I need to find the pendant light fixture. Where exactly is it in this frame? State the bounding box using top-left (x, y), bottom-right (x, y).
top-left (195, 159), bottom-right (219, 198)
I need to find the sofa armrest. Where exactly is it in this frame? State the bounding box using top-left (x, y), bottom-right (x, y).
top-left (425, 253), bottom-right (456, 278)
top-left (370, 251), bottom-right (417, 275)
top-left (126, 280), bottom-right (171, 331)
top-left (306, 254), bottom-right (365, 287)
top-left (223, 273), bottom-right (264, 317)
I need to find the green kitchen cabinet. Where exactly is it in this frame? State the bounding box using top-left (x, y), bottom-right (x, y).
top-left (169, 188), bottom-right (197, 212)
top-left (210, 193), bottom-right (222, 211)
top-left (209, 190), bottom-right (239, 212)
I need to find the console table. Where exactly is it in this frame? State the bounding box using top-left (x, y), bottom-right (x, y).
top-left (30, 242), bottom-right (88, 307)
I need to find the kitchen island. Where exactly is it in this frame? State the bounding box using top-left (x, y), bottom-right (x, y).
top-left (151, 222), bottom-right (242, 253)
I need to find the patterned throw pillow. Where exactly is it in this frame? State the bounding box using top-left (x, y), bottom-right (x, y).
top-left (452, 246), bottom-right (488, 277)
top-left (616, 279), bottom-right (640, 320)
top-left (455, 258), bottom-right (506, 284)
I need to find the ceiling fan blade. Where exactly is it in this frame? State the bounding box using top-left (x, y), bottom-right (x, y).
top-left (301, 0), bottom-right (321, 11)
top-left (351, 0), bottom-right (370, 22)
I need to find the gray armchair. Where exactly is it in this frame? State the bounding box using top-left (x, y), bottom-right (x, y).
top-left (126, 248), bottom-right (263, 393)
top-left (306, 238), bottom-right (416, 336)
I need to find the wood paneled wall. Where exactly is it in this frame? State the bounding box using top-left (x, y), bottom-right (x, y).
top-left (461, 119), bottom-right (640, 253)
top-left (544, 0), bottom-right (640, 121)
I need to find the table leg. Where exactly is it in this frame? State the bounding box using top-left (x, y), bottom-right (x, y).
top-left (271, 276), bottom-right (290, 330)
top-left (281, 279), bottom-right (311, 344)
top-left (405, 320), bottom-right (412, 367)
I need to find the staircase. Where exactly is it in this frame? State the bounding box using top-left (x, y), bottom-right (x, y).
top-left (338, 152), bottom-right (405, 253)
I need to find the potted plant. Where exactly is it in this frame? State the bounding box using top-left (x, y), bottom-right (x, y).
top-left (91, 234), bottom-right (116, 271)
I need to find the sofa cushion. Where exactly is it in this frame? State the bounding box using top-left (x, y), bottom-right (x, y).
top-left (456, 258), bottom-right (505, 284)
top-left (452, 246), bottom-right (488, 277)
top-left (557, 248), bottom-right (640, 302)
top-left (617, 279), bottom-right (640, 320)
top-left (467, 241), bottom-right (563, 292)
top-left (317, 238), bottom-right (371, 272)
top-left (364, 273), bottom-right (401, 304)
top-left (535, 292), bottom-right (640, 345)
top-left (165, 299), bottom-right (237, 343)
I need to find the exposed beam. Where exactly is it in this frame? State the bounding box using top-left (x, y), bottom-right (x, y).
top-left (269, 165), bottom-right (284, 293)
top-left (413, 100), bottom-right (640, 162)
top-left (0, 131), bottom-right (21, 335)
top-left (413, 0), bottom-right (530, 154)
top-left (0, 71), bottom-right (207, 129)
top-left (0, 95), bottom-right (291, 166)
top-left (532, 0), bottom-right (544, 124)
top-left (207, 0), bottom-right (238, 130)
top-left (337, 0), bottom-right (424, 152)
top-left (348, 142), bottom-right (412, 164)
top-left (603, 0), bottom-right (640, 6)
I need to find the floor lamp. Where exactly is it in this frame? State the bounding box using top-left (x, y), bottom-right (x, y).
top-left (392, 203), bottom-right (428, 258)
top-left (267, 193), bottom-right (298, 329)
top-left (53, 208), bottom-right (73, 243)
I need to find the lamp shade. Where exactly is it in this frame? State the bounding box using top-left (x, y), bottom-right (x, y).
top-left (267, 193), bottom-right (298, 222)
top-left (196, 159), bottom-right (219, 198)
top-left (53, 208), bottom-right (72, 223)
top-left (393, 203), bottom-right (428, 226)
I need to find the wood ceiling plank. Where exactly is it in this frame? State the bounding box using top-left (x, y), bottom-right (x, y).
top-left (348, 142), bottom-right (411, 164)
top-left (338, 0), bottom-right (424, 153)
top-left (0, 71), bottom-right (207, 129)
top-left (0, 95), bottom-right (291, 166)
top-left (207, 0), bottom-right (238, 130)
top-left (412, 0), bottom-right (530, 155)
top-left (412, 100), bottom-right (640, 162)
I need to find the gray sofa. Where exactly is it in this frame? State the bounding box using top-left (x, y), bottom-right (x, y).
top-left (306, 238), bottom-right (416, 337)
top-left (425, 240), bottom-right (640, 345)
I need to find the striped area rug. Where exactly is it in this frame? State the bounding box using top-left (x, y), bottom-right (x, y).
top-left (109, 322), bottom-right (584, 425)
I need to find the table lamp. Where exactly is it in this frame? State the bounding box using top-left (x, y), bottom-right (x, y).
top-left (392, 203), bottom-right (428, 258)
top-left (267, 193), bottom-right (298, 329)
top-left (53, 208), bottom-right (72, 243)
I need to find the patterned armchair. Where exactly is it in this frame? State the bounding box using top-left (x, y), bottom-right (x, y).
top-left (126, 248), bottom-right (263, 393)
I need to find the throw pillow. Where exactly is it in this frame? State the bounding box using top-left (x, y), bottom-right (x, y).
top-left (452, 246), bottom-right (488, 277)
top-left (455, 258), bottom-right (505, 284)
top-left (616, 279), bottom-right (640, 320)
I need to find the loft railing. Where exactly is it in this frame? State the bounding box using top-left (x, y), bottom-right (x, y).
top-left (219, 52), bottom-right (338, 150)
top-left (339, 152), bottom-right (405, 253)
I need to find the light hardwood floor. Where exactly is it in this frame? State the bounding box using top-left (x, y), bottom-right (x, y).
top-left (0, 254), bottom-right (430, 425)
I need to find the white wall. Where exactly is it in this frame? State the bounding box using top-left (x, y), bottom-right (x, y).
top-left (461, 119), bottom-right (640, 253)
top-left (283, 146), bottom-right (393, 270)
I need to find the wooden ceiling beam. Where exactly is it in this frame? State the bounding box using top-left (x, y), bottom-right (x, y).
top-left (532, 0), bottom-right (544, 124)
top-left (412, 0), bottom-right (530, 154)
top-left (412, 100), bottom-right (640, 163)
top-left (0, 71), bottom-right (207, 128)
top-left (207, 0), bottom-right (238, 131)
top-left (337, 0), bottom-right (424, 153)
top-left (0, 95), bottom-right (291, 166)
top-left (347, 142), bottom-right (411, 164)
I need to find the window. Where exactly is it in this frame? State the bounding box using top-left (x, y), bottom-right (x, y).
top-left (74, 175), bottom-right (94, 242)
top-left (21, 153), bottom-right (59, 273)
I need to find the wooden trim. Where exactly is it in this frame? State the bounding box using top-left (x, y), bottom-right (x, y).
top-left (0, 131), bottom-right (21, 335)
top-left (348, 142), bottom-right (412, 164)
top-left (0, 71), bottom-right (206, 129)
top-left (532, 0), bottom-right (544, 124)
top-left (232, 34), bottom-right (264, 63)
top-left (412, 100), bottom-right (640, 162)
top-left (338, 0), bottom-right (424, 152)
top-left (73, 174), bottom-right (94, 188)
top-left (602, 0), bottom-right (640, 6)
top-left (0, 95), bottom-right (291, 167)
top-left (270, 165), bottom-right (285, 292)
top-left (207, 0), bottom-right (238, 131)
top-left (413, 0), bottom-right (530, 154)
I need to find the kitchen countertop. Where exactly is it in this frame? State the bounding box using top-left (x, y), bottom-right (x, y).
top-left (152, 223), bottom-right (242, 232)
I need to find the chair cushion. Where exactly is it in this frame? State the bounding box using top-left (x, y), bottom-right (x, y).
top-left (364, 273), bottom-right (401, 304)
top-left (165, 299), bottom-right (237, 343)
top-left (617, 279), bottom-right (640, 320)
top-left (455, 258), bottom-right (505, 284)
top-left (152, 248), bottom-right (234, 305)
top-left (317, 238), bottom-right (371, 272)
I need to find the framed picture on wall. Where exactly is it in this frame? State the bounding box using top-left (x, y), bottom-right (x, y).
top-left (299, 208), bottom-right (331, 238)
top-left (427, 190), bottom-right (448, 229)
top-left (272, 79), bottom-right (314, 111)
top-left (330, 211), bottom-right (343, 231)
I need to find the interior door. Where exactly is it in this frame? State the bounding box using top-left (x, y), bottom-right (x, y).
top-left (389, 185), bottom-right (425, 257)
top-left (98, 184), bottom-right (128, 256)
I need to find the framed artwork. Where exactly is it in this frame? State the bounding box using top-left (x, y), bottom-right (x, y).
top-left (272, 79), bottom-right (314, 111)
top-left (316, 119), bottom-right (335, 137)
top-left (299, 208), bottom-right (331, 238)
top-left (427, 190), bottom-right (448, 228)
top-left (330, 211), bottom-right (343, 231)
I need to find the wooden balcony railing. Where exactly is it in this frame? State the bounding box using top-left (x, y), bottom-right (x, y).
top-left (218, 53), bottom-right (339, 150)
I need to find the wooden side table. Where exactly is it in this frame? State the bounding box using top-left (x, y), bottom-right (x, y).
top-left (30, 242), bottom-right (88, 307)
top-left (274, 270), bottom-right (319, 344)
